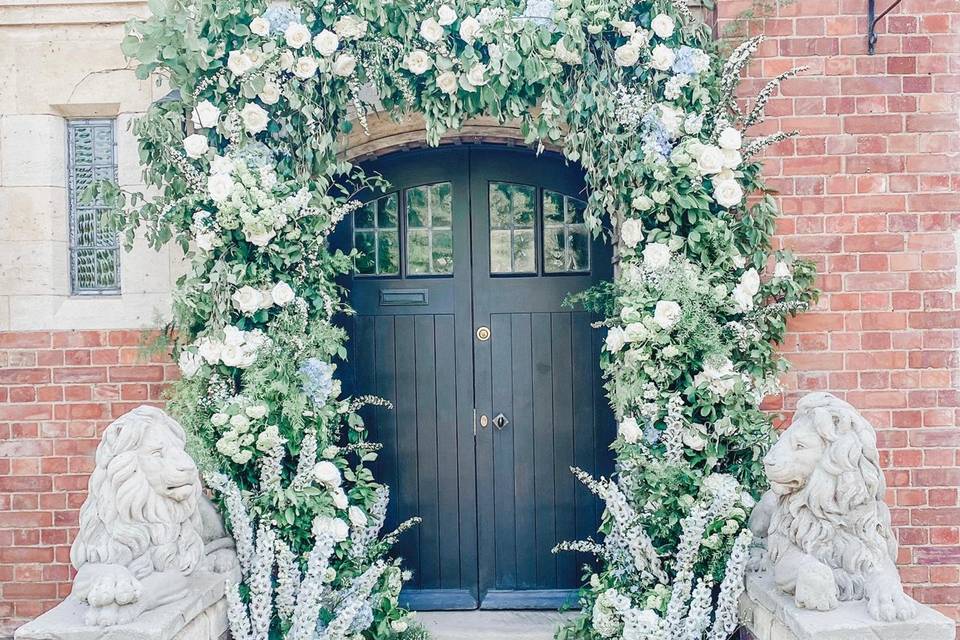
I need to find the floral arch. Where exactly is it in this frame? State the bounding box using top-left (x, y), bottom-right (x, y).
top-left (104, 0), bottom-right (818, 638)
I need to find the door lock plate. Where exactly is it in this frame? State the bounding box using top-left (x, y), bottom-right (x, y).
top-left (476, 326), bottom-right (491, 341)
top-left (493, 413), bottom-right (509, 430)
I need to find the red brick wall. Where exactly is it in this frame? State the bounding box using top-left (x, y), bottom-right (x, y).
top-left (719, 0), bottom-right (960, 622)
top-left (0, 330), bottom-right (176, 634)
top-left (0, 1), bottom-right (958, 634)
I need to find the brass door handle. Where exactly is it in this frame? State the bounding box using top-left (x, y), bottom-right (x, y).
top-left (492, 413), bottom-right (509, 430)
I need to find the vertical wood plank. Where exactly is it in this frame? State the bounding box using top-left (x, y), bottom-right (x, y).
top-left (531, 311), bottom-right (557, 588)
top-left (491, 313), bottom-right (516, 589)
top-left (571, 311), bottom-right (599, 572)
top-left (511, 313), bottom-right (537, 588)
top-left (374, 317), bottom-right (399, 530)
top-left (394, 315), bottom-right (420, 587)
top-left (415, 315), bottom-right (440, 587)
top-left (551, 313), bottom-right (576, 586)
top-left (434, 315), bottom-right (462, 589)
top-left (354, 316), bottom-right (376, 469)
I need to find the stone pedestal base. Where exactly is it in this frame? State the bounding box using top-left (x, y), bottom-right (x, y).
top-left (739, 572), bottom-right (955, 640)
top-left (14, 571), bottom-right (234, 640)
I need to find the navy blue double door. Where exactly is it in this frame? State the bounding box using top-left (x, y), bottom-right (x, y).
top-left (334, 146), bottom-right (614, 610)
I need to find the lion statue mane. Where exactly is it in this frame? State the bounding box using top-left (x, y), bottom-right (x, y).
top-left (69, 406), bottom-right (236, 626)
top-left (749, 392), bottom-right (916, 622)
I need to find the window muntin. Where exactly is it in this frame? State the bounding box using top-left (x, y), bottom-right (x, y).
top-left (68, 119), bottom-right (120, 294)
top-left (543, 190), bottom-right (590, 273)
top-left (354, 193), bottom-right (400, 275)
top-left (406, 182), bottom-right (453, 275)
top-left (489, 181), bottom-right (536, 274)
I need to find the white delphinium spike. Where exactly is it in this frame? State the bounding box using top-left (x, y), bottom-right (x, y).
top-left (744, 67), bottom-right (808, 127)
top-left (708, 529), bottom-right (754, 640)
top-left (206, 472), bottom-right (254, 575)
top-left (225, 583), bottom-right (253, 640)
top-left (351, 485), bottom-right (390, 559)
top-left (668, 0), bottom-right (695, 22)
top-left (249, 524), bottom-right (276, 640)
top-left (662, 394), bottom-right (686, 465)
top-left (664, 506), bottom-right (708, 632)
top-left (258, 443), bottom-right (285, 495)
top-left (552, 539), bottom-right (605, 556)
top-left (320, 560), bottom-right (388, 639)
top-left (288, 529), bottom-right (336, 640)
top-left (380, 516), bottom-right (422, 548)
top-left (714, 36), bottom-right (763, 121)
top-left (743, 131), bottom-right (799, 158)
top-left (682, 577), bottom-right (714, 640)
top-left (274, 538), bottom-right (300, 623)
top-left (570, 467), bottom-right (667, 583)
top-left (291, 429), bottom-right (318, 490)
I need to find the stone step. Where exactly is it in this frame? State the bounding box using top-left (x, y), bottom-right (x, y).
top-left (415, 611), bottom-right (576, 640)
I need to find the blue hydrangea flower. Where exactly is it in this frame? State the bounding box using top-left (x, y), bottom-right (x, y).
top-left (641, 112), bottom-right (673, 159)
top-left (643, 421), bottom-right (661, 445)
top-left (300, 358), bottom-right (336, 407)
top-left (672, 45), bottom-right (701, 76)
top-left (262, 4), bottom-right (302, 35)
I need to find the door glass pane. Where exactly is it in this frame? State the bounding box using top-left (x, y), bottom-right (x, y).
top-left (354, 193), bottom-right (400, 275)
top-left (405, 182), bottom-right (454, 275)
top-left (543, 189), bottom-right (590, 273)
top-left (489, 182), bottom-right (536, 274)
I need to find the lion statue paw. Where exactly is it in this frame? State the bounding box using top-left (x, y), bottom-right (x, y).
top-left (794, 561), bottom-right (839, 612)
top-left (866, 579), bottom-right (917, 622)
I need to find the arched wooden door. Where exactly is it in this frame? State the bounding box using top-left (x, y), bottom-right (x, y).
top-left (332, 146), bottom-right (614, 610)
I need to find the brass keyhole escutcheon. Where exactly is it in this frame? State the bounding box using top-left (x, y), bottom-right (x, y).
top-left (476, 326), bottom-right (491, 341)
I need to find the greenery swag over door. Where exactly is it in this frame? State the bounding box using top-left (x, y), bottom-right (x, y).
top-left (103, 0), bottom-right (817, 637)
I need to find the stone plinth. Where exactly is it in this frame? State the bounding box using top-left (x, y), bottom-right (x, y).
top-left (14, 571), bottom-right (234, 640)
top-left (739, 572), bottom-right (955, 640)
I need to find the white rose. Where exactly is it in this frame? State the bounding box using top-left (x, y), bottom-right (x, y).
top-left (731, 268), bottom-right (760, 311)
top-left (642, 242), bottom-right (671, 270)
top-left (722, 149), bottom-right (742, 169)
top-left (437, 5), bottom-right (457, 26)
top-left (774, 261), bottom-right (791, 279)
top-left (197, 338), bottom-right (222, 364)
top-left (332, 53), bottom-right (357, 77)
top-left (650, 44), bottom-right (675, 71)
top-left (233, 285), bottom-right (265, 314)
top-left (245, 404), bottom-right (268, 419)
top-left (250, 16), bottom-right (270, 37)
top-left (313, 516), bottom-right (349, 542)
top-left (713, 178), bottom-right (744, 209)
top-left (227, 50), bottom-right (254, 75)
top-left (178, 350), bottom-right (202, 377)
top-left (278, 50), bottom-right (295, 70)
top-left (615, 20), bottom-right (637, 37)
top-left (240, 102), bottom-right (269, 134)
top-left (207, 173), bottom-right (235, 202)
top-left (293, 55), bottom-right (318, 79)
top-left (684, 114), bottom-right (704, 135)
top-left (420, 17), bottom-right (444, 43)
top-left (211, 412), bottom-right (229, 426)
top-left (391, 620), bottom-right (409, 633)
top-left (659, 105), bottom-right (683, 137)
top-left (223, 325), bottom-right (245, 346)
top-left (322, 445), bottom-right (339, 459)
top-left (605, 326), bottom-right (626, 353)
top-left (651, 13), bottom-right (675, 39)
top-left (717, 127), bottom-right (742, 150)
top-left (459, 16), bottom-right (481, 44)
top-left (245, 228), bottom-right (275, 247)
top-left (695, 144), bottom-right (724, 175)
top-left (619, 417), bottom-right (641, 444)
top-left (284, 23), bottom-right (311, 49)
top-left (191, 100), bottom-right (221, 129)
top-left (313, 460), bottom-right (342, 487)
top-left (740, 268), bottom-right (761, 295)
top-left (313, 29), bottom-right (339, 56)
top-left (259, 82), bottom-right (281, 105)
top-left (614, 44), bottom-right (640, 67)
top-left (684, 430), bottom-right (707, 451)
top-left (619, 218), bottom-right (644, 248)
top-left (331, 487), bottom-right (348, 509)
top-left (632, 194), bottom-right (654, 211)
top-left (465, 63), bottom-right (488, 88)
top-left (334, 15), bottom-right (367, 39)
top-left (624, 322), bottom-right (648, 343)
top-left (182, 134), bottom-right (209, 159)
top-left (270, 281), bottom-right (295, 306)
top-left (229, 414), bottom-right (250, 430)
top-left (436, 71), bottom-right (459, 95)
top-left (653, 300), bottom-right (682, 330)
top-left (403, 49), bottom-right (433, 75)
top-left (220, 344), bottom-right (248, 368)
top-left (348, 506), bottom-right (368, 527)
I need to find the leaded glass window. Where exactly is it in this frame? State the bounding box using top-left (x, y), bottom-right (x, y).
top-left (489, 182), bottom-right (536, 274)
top-left (543, 190), bottom-right (590, 273)
top-left (354, 193), bottom-right (400, 275)
top-left (68, 119), bottom-right (120, 294)
top-left (406, 182), bottom-right (453, 275)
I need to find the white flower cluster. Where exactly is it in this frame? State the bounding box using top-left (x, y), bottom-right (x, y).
top-left (232, 281), bottom-right (296, 315)
top-left (693, 355), bottom-right (746, 397)
top-left (211, 394), bottom-right (278, 465)
top-left (180, 326), bottom-right (270, 380)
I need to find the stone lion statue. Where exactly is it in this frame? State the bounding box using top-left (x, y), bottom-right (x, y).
top-left (69, 406), bottom-right (237, 626)
top-left (749, 392), bottom-right (916, 622)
